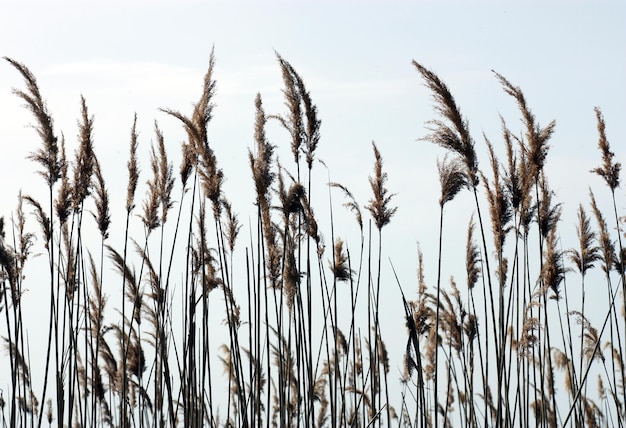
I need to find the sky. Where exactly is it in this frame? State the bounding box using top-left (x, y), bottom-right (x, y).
top-left (1, 0), bottom-right (625, 421)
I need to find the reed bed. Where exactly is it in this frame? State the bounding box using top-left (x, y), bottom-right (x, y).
top-left (0, 53), bottom-right (624, 427)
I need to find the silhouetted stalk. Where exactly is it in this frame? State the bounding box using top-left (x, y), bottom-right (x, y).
top-left (563, 282), bottom-right (622, 425)
top-left (434, 204), bottom-right (444, 424)
top-left (591, 106), bottom-right (623, 280)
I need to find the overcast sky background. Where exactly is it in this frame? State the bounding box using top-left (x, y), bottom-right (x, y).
top-left (1, 0), bottom-right (625, 417)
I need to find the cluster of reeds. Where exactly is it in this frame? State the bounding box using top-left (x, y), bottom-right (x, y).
top-left (399, 62), bottom-right (625, 427)
top-left (0, 52), bottom-right (624, 428)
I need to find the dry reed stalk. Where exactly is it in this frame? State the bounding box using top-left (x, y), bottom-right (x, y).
top-left (494, 77), bottom-right (559, 428)
top-left (249, 93), bottom-right (282, 293)
top-left (3, 58), bottom-right (82, 427)
top-left (591, 106), bottom-right (626, 404)
top-left (364, 141), bottom-right (396, 427)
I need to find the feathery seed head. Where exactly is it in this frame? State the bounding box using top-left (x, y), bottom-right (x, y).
top-left (92, 157), bottom-right (111, 239)
top-left (537, 177), bottom-right (561, 239)
top-left (365, 142), bottom-right (397, 230)
top-left (482, 138), bottom-right (513, 257)
top-left (541, 226), bottom-right (566, 300)
top-left (330, 238), bottom-right (353, 282)
top-left (464, 313), bottom-right (478, 342)
top-left (414, 60), bottom-right (479, 187)
top-left (126, 114), bottom-right (140, 212)
top-left (276, 52), bottom-right (304, 165)
top-left (154, 122), bottom-right (175, 224)
top-left (55, 136), bottom-right (72, 224)
top-left (5, 57), bottom-right (61, 186)
top-left (494, 70), bottom-right (555, 181)
top-left (180, 141), bottom-right (195, 188)
top-left (568, 204), bottom-right (600, 276)
top-left (465, 216), bottom-right (481, 289)
top-left (591, 107), bottom-right (621, 191)
top-left (250, 93), bottom-right (276, 206)
top-left (222, 199), bottom-right (241, 253)
top-left (22, 195), bottom-right (51, 249)
top-left (71, 96), bottom-right (96, 211)
top-left (589, 191), bottom-right (616, 274)
top-left (438, 156), bottom-right (466, 207)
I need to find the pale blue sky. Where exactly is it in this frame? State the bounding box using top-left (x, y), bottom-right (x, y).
top-left (1, 0), bottom-right (625, 417)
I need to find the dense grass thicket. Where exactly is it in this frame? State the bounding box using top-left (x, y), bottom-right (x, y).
top-left (0, 52), bottom-right (624, 428)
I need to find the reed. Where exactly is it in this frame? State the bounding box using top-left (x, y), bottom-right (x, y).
top-left (0, 53), bottom-right (624, 428)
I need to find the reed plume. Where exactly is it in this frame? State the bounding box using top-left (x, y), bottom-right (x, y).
top-left (481, 138), bottom-right (513, 261)
top-left (465, 216), bottom-right (481, 289)
top-left (541, 225), bottom-right (565, 300)
top-left (71, 96), bottom-right (95, 211)
top-left (413, 60), bottom-right (478, 187)
top-left (162, 49), bottom-right (223, 217)
top-left (568, 205), bottom-right (600, 275)
top-left (438, 156), bottom-right (466, 207)
top-left (53, 137), bottom-right (72, 226)
top-left (141, 143), bottom-right (161, 231)
top-left (589, 191), bottom-right (616, 274)
top-left (155, 122), bottom-right (175, 225)
top-left (22, 195), bottom-right (51, 249)
top-left (250, 93), bottom-right (281, 287)
top-left (293, 62), bottom-right (321, 170)
top-left (91, 158), bottom-right (110, 239)
top-left (126, 115), bottom-right (140, 212)
top-left (274, 53), bottom-right (304, 167)
top-left (180, 140), bottom-right (195, 189)
top-left (222, 198), bottom-right (241, 254)
top-left (493, 71), bottom-right (556, 181)
top-left (537, 177), bottom-right (561, 240)
top-left (365, 142), bottom-right (397, 230)
top-left (4, 57), bottom-right (60, 186)
top-left (591, 107), bottom-right (620, 191)
top-left (330, 238), bottom-right (352, 282)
